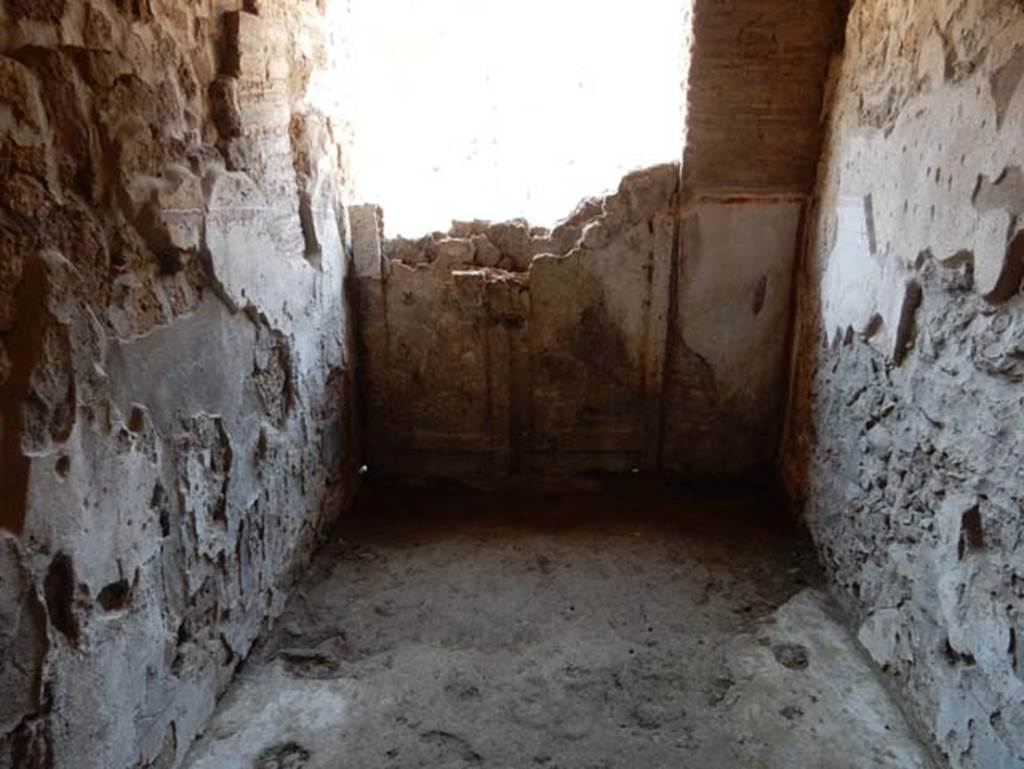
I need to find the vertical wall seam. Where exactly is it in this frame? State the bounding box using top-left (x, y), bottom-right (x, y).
top-left (654, 195), bottom-right (684, 470)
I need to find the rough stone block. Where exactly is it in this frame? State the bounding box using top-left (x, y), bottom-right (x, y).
top-left (349, 203), bottom-right (384, 279)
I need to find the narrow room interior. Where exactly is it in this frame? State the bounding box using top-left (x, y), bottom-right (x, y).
top-left (0, 1), bottom-right (1021, 768)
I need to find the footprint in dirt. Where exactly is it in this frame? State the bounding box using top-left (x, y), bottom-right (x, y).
top-left (771, 642), bottom-right (810, 670)
top-left (253, 741), bottom-right (310, 769)
top-left (417, 731), bottom-right (483, 767)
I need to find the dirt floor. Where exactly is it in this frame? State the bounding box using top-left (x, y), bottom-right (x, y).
top-left (184, 478), bottom-right (935, 769)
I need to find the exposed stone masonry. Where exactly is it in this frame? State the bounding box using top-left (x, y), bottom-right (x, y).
top-left (379, 200), bottom-right (604, 274)
top-left (784, 2), bottom-right (1024, 766)
top-left (0, 2), bottom-right (357, 768)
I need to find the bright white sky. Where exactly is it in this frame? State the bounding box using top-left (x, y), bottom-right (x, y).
top-left (349, 0), bottom-right (689, 237)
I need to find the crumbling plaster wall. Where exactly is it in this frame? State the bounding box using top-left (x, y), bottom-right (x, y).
top-left (351, 168), bottom-right (810, 481)
top-left (350, 0), bottom-right (841, 484)
top-left (665, 0), bottom-right (842, 475)
top-left (783, 1), bottom-right (1024, 767)
top-left (0, 2), bottom-right (358, 768)
top-left (353, 167), bottom-right (685, 478)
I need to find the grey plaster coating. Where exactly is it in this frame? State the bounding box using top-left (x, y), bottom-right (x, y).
top-left (784, 1), bottom-right (1024, 767)
top-left (184, 481), bottom-right (935, 769)
top-left (0, 2), bottom-right (359, 768)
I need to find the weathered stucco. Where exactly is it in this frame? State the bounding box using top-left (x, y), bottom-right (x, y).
top-left (784, 1), bottom-right (1024, 767)
top-left (662, 198), bottom-right (804, 476)
top-left (353, 165), bottom-right (807, 481)
top-left (669, 0), bottom-right (841, 478)
top-left (0, 3), bottom-right (358, 768)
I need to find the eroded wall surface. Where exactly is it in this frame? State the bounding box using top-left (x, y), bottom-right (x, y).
top-left (663, 0), bottom-right (842, 477)
top-left (353, 169), bottom-right (674, 478)
top-left (784, 2), bottom-right (1024, 766)
top-left (662, 198), bottom-right (804, 476)
top-left (0, 2), bottom-right (357, 768)
top-left (353, 163), bottom-right (805, 480)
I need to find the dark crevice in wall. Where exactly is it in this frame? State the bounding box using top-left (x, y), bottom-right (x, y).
top-left (506, 306), bottom-right (530, 475)
top-left (96, 575), bottom-right (134, 612)
top-left (777, 199), bottom-right (812, 490)
top-left (43, 553), bottom-right (79, 647)
top-left (655, 200), bottom-right (683, 469)
top-left (0, 253), bottom-right (49, 535)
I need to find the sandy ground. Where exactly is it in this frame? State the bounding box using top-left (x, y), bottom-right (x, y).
top-left (184, 478), bottom-right (934, 769)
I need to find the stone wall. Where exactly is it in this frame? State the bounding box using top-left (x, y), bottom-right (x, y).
top-left (664, 196), bottom-right (805, 477)
top-left (352, 168), bottom-right (676, 478)
top-left (0, 2), bottom-right (358, 768)
top-left (784, 1), bottom-right (1024, 766)
top-left (683, 0), bottom-right (841, 193)
top-left (666, 0), bottom-right (842, 476)
top-left (352, 164), bottom-right (804, 480)
top-left (350, 0), bottom-right (843, 485)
